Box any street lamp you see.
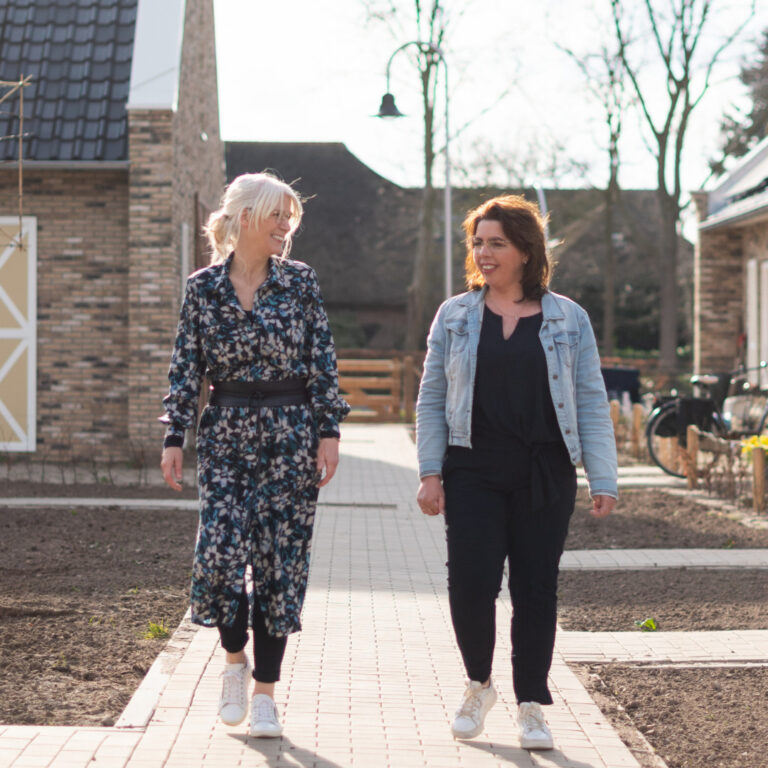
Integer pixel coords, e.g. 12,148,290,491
376,41,452,301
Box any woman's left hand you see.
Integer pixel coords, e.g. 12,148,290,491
316,437,340,487
591,494,617,518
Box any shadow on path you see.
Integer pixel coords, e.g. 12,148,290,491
461,739,597,767
228,733,346,768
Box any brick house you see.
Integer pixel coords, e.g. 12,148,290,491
694,135,768,383
0,0,224,457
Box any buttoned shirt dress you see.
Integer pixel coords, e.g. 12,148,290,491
161,254,350,637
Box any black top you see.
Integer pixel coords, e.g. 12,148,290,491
472,306,562,450
442,305,573,507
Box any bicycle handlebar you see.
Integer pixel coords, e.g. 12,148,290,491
728,360,767,377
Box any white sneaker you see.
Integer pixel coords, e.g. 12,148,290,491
451,679,498,739
249,693,283,738
518,701,553,749
218,659,252,726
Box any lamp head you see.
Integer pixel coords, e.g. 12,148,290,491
376,92,405,118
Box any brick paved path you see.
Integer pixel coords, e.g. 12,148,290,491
2,424,766,767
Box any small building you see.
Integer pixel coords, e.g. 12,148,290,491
0,0,224,457
693,136,768,382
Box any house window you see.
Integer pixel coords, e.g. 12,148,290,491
0,216,37,451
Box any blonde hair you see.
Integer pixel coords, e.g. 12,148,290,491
204,172,304,264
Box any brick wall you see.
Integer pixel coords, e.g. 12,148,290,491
127,0,224,450
174,0,225,218
0,169,129,458
693,192,745,373
127,109,178,449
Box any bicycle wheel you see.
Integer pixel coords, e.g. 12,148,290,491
646,402,687,478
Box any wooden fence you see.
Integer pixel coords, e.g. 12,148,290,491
337,357,420,422
684,425,766,514
609,400,646,459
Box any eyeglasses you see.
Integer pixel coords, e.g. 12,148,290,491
470,238,512,251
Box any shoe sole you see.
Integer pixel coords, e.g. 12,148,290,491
520,737,553,750
452,727,482,739
219,712,247,726
249,727,282,738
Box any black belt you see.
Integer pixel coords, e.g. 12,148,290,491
208,379,309,408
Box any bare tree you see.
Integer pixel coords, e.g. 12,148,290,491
610,0,754,371
453,134,591,190
365,0,450,351
558,41,630,356
710,26,768,177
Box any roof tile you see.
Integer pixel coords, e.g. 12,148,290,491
0,0,138,161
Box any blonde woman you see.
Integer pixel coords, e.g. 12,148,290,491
160,172,349,737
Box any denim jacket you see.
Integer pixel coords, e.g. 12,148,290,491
415,287,618,499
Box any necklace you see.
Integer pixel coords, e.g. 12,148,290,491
486,296,531,319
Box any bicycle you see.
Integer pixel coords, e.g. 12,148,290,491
645,361,768,477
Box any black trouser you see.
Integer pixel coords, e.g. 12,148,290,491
442,444,576,705
217,591,287,683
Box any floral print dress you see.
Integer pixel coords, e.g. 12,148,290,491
161,254,349,637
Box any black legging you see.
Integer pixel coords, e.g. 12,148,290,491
442,444,576,705
217,591,287,683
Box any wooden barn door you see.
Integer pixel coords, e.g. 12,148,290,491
0,216,36,451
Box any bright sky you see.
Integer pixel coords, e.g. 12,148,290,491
213,0,766,197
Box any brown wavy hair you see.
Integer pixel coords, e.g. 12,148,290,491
462,194,551,300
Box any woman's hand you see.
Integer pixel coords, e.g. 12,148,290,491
417,475,445,516
316,437,340,487
591,494,617,518
161,447,184,491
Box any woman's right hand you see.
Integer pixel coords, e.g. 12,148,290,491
417,475,445,516
161,447,184,491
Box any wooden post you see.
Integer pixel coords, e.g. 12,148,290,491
660,437,674,471
686,424,699,489
631,403,644,458
753,448,766,515
609,400,620,442
403,355,415,423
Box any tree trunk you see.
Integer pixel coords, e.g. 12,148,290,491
404,82,436,352
405,183,436,351
602,178,618,356
657,190,680,372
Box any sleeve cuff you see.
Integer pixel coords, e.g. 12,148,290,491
163,433,185,449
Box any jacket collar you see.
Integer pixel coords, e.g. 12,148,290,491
456,287,487,307
541,291,565,321
454,286,565,321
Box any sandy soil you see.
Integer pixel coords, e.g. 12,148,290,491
1,481,767,768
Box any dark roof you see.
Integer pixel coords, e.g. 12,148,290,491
225,143,688,350
226,142,420,307
0,0,138,162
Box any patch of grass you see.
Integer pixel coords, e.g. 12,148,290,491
143,619,170,640
634,617,658,631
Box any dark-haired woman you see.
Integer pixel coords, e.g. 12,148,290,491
415,194,617,749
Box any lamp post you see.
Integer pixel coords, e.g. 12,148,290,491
376,41,452,301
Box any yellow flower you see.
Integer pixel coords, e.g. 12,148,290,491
741,435,768,457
